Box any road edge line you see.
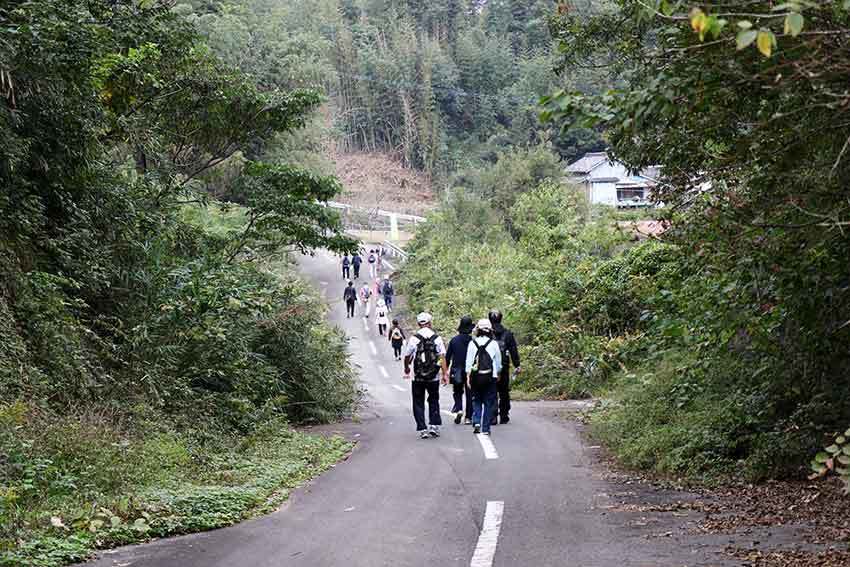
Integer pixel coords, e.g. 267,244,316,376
470,501,505,567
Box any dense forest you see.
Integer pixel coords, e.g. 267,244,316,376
177,0,605,180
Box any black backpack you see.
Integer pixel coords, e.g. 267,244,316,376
470,339,494,389
383,281,394,295
413,333,440,381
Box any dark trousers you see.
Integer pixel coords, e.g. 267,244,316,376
412,380,442,431
384,294,393,310
345,299,355,317
342,266,350,279
472,380,498,433
353,265,360,278
452,381,472,418
392,339,403,358
492,371,511,423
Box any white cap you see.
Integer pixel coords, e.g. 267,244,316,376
477,319,492,331
417,312,433,324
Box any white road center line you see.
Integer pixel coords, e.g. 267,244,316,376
378,365,389,378
363,318,369,331
470,501,505,567
392,384,406,392
369,340,377,356
477,433,499,460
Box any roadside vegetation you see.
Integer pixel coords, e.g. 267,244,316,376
404,0,850,488
1,2,358,564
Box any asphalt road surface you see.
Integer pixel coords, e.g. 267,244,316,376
82,251,732,567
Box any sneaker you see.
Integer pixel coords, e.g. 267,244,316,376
454,412,462,425
419,430,430,439
473,424,481,434
500,417,510,425
463,418,473,425
429,426,440,438
482,431,491,436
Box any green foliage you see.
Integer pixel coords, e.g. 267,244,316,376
1,0,359,559
537,0,850,482
0,405,352,567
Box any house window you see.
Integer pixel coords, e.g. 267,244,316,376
617,187,646,202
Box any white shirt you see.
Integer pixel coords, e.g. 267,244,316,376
404,327,447,358
465,335,502,377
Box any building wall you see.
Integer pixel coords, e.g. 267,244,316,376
591,181,618,205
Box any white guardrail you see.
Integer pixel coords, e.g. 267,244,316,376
326,201,427,224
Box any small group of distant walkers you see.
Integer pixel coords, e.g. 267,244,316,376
342,248,394,322
403,311,520,439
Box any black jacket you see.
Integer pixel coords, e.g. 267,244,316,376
446,333,473,376
492,324,520,376
343,286,357,302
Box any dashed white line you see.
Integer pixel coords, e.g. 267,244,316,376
477,433,499,460
392,384,406,392
363,318,369,331
369,341,377,356
470,501,505,567
378,365,389,378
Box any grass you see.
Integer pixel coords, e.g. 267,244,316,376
0,407,352,567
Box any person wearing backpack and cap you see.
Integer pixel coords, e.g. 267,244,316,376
489,310,521,425
404,312,448,439
341,255,351,280
466,318,502,436
388,318,406,361
445,315,475,425
375,299,389,336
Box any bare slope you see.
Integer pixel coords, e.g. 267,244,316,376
331,152,436,216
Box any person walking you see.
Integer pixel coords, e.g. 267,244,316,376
352,252,362,279
343,281,357,318
388,319,406,360
341,255,351,280
404,312,448,439
377,251,383,273
381,275,395,311
446,316,475,425
489,310,521,425
368,249,377,278
359,282,372,318
466,319,502,436
375,299,389,336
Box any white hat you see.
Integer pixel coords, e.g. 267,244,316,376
416,312,433,324
477,318,492,332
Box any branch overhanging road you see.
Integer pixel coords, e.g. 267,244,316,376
80,252,736,567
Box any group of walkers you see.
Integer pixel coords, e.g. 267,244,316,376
403,311,520,439
341,248,384,281
340,248,521,439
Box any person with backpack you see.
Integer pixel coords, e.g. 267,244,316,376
446,316,475,425
352,252,362,279
368,249,377,278
375,299,389,336
359,282,372,317
343,281,357,318
488,310,520,425
341,255,351,280
381,275,395,311
465,319,502,436
388,319,406,360
403,312,448,439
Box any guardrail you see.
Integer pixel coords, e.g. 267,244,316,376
326,201,427,224
382,240,408,262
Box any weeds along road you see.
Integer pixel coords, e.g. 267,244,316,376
81,252,734,567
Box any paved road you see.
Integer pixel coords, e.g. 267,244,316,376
83,251,731,567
